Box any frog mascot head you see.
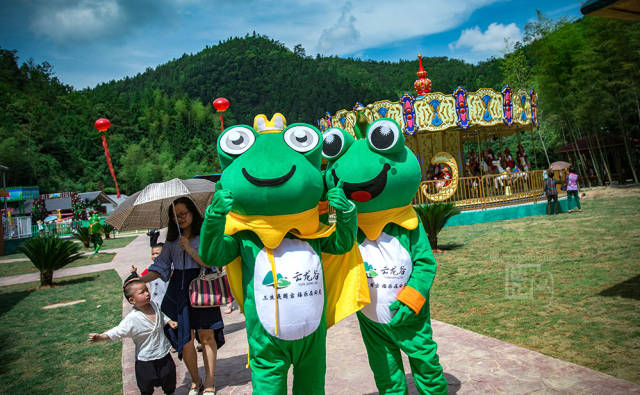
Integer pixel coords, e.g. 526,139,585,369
322,117,448,394
323,118,421,213
217,113,324,216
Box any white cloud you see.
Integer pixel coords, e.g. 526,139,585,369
317,1,360,53
193,0,503,57
311,0,501,55
30,0,123,42
27,0,176,44
449,22,522,54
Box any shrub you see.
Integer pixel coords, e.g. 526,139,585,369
102,223,115,239
74,226,91,248
414,202,461,251
18,235,83,286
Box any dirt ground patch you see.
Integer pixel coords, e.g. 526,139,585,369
581,185,640,200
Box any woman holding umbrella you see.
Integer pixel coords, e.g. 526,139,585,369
139,197,224,395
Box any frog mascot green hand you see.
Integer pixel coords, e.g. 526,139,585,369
199,113,368,395
323,118,448,394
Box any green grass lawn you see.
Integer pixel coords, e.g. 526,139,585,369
0,270,123,394
431,188,640,384
0,253,116,277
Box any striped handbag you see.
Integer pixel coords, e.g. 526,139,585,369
188,268,233,308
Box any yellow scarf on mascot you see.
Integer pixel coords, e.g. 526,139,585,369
222,205,370,328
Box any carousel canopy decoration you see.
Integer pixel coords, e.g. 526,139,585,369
318,57,537,141
414,54,432,97
318,85,537,139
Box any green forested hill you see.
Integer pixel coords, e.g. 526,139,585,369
0,34,503,194
1,16,639,195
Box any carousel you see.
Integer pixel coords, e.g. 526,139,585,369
318,55,545,210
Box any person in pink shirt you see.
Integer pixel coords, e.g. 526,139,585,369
565,167,582,213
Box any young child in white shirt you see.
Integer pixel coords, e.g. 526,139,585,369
89,271,178,394
141,243,169,308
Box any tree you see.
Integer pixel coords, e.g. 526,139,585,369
293,44,306,58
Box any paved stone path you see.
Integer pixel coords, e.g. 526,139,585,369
2,234,639,394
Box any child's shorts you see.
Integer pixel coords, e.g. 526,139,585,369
135,353,176,395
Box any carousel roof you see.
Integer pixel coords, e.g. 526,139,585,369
318,56,538,141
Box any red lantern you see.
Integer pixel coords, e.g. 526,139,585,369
94,118,120,198
212,97,230,130
213,97,230,112
94,118,111,132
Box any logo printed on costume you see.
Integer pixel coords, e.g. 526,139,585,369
262,271,291,288
359,232,412,324
364,261,378,278
254,238,324,340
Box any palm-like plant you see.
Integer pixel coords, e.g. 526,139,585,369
74,226,91,248
102,223,115,239
19,235,83,286
414,202,461,252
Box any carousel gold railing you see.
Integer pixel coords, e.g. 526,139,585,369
413,170,545,210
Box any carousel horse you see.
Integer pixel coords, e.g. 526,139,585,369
493,161,509,189
480,159,490,175
493,162,529,192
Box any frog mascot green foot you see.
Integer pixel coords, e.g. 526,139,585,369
199,114,368,395
323,118,448,394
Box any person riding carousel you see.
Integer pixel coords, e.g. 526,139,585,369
487,148,497,173
469,149,480,175
516,144,529,171
505,147,515,169
435,165,452,192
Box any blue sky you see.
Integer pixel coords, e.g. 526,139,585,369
0,1,582,89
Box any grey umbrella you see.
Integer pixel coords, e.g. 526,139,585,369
105,178,215,231
549,161,571,171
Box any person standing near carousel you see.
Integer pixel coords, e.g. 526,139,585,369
565,167,583,213
544,171,560,215
138,197,224,395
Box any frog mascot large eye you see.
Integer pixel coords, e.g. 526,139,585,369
199,113,369,394
324,118,448,394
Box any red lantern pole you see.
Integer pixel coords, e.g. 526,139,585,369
212,97,230,131
94,118,121,198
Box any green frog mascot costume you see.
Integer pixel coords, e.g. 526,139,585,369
323,118,448,394
89,212,103,254
199,113,369,394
